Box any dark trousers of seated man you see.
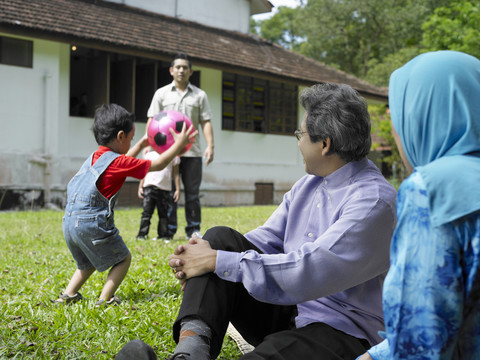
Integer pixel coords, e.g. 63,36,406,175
173,226,370,360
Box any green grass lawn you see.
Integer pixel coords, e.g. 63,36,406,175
0,206,276,359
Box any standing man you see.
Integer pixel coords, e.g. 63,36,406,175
147,53,214,240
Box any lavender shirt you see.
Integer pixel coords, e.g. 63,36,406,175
215,158,396,345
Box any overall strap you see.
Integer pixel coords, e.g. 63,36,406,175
89,150,122,183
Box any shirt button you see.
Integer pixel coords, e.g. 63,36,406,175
317,203,321,208
324,180,328,185
308,233,313,238
223,271,230,277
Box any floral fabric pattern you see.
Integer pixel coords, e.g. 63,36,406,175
369,171,480,359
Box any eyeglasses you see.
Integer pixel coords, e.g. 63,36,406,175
294,129,307,141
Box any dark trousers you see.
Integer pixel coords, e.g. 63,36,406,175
137,186,171,238
173,226,370,360
168,157,202,237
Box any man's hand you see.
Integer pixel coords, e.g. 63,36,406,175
200,120,214,166
203,146,214,166
168,237,217,289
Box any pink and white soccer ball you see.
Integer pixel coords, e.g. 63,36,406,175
147,110,194,154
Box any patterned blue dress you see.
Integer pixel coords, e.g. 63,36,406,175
368,171,480,359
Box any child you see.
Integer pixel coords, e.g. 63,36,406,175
136,149,180,242
56,103,196,306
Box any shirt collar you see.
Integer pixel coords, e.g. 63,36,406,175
169,81,192,93
323,157,368,187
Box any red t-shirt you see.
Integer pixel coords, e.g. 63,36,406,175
93,146,151,199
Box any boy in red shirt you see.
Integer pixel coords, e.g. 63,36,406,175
57,104,196,306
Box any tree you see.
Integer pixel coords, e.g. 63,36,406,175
253,0,452,83
255,6,304,51
365,47,422,87
295,0,436,77
422,1,480,59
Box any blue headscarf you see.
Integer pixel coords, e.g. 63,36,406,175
389,51,480,227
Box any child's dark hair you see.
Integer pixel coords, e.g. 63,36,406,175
171,52,192,68
92,104,135,146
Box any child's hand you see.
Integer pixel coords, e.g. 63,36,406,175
139,134,149,148
142,146,151,156
126,134,150,158
170,122,198,148
173,189,180,203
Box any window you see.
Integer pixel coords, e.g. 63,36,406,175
222,72,298,135
69,46,200,119
268,81,298,135
0,36,33,68
70,47,108,117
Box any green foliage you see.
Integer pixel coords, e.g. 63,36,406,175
369,105,407,185
422,1,480,58
365,47,422,86
293,0,436,77
253,0,471,85
0,206,276,359
258,6,304,50
250,17,260,36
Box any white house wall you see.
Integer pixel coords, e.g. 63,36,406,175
0,33,306,208
0,34,65,207
104,0,252,33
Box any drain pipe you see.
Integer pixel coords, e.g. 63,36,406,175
42,71,53,208
30,72,54,209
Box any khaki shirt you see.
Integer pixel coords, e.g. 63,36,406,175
147,82,212,157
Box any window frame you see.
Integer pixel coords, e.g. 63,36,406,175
0,36,33,68
222,72,298,136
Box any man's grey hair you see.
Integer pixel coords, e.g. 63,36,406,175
300,83,371,162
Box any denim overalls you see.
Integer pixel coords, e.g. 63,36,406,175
63,151,130,272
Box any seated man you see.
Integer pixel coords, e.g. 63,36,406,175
121,82,397,360
167,83,397,360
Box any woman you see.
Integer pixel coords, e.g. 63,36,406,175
360,51,480,359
